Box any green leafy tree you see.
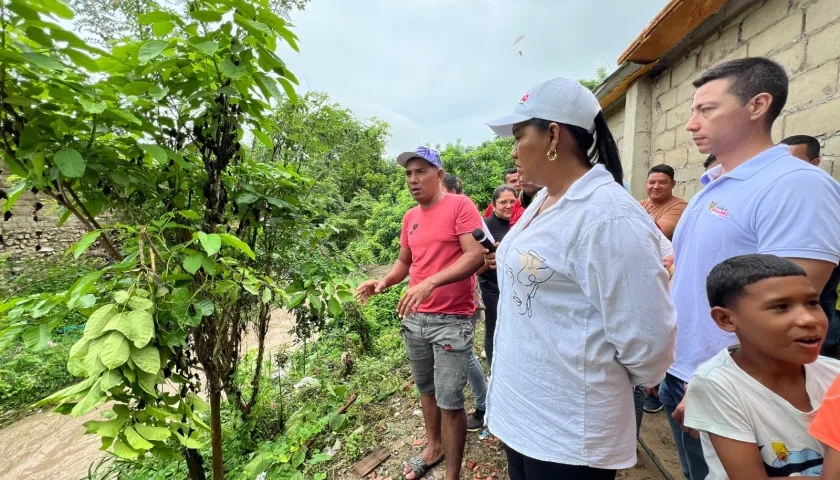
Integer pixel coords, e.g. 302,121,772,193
579,65,610,91
439,136,515,209
0,1,355,478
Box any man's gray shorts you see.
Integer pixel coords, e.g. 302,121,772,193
402,312,474,410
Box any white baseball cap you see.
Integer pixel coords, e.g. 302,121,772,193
487,78,601,137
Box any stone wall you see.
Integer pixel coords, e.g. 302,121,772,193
647,0,840,199
0,161,90,260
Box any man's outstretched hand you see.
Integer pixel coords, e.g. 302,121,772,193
355,279,386,304
397,280,434,318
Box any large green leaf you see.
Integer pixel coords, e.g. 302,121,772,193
254,72,284,103
42,0,74,19
22,323,51,351
54,148,86,178
327,297,341,317
124,426,154,450
193,41,218,56
123,81,153,95
83,417,125,438
112,438,140,459
67,338,89,375
130,344,160,374
196,232,221,256
71,379,104,416
219,233,255,260
153,21,176,37
190,10,222,22
183,254,202,274
127,297,154,311
137,371,157,395
36,376,97,406
22,52,64,70
138,40,168,64
134,424,171,442
79,98,107,114
124,310,154,348
64,49,100,72
99,331,130,369
220,58,246,79
288,292,306,308
0,325,23,352
277,76,298,104
102,312,129,335
74,230,101,258
84,304,117,339
253,130,274,150
99,369,123,392
140,144,167,164
138,10,174,24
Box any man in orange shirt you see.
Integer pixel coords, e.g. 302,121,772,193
639,164,688,240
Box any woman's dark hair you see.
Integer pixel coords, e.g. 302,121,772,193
442,173,462,194
492,184,517,205
530,111,623,184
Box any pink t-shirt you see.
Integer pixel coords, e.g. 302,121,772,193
400,194,482,316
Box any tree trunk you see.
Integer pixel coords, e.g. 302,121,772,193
242,305,270,419
210,388,225,480
184,448,207,480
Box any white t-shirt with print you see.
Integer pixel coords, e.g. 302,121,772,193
684,348,840,479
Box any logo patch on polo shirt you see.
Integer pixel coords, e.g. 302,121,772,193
707,201,729,219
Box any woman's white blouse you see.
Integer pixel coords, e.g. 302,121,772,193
486,164,677,469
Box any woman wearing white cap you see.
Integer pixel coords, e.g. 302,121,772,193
483,78,677,479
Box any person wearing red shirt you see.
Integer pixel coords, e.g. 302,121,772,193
356,146,484,480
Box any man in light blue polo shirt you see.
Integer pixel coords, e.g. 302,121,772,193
662,57,840,480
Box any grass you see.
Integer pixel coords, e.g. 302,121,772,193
0,257,100,427
0,332,82,427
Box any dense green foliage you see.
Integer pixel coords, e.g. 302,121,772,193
0,0,385,478
98,286,407,480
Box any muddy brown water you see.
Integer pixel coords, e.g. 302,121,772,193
0,310,299,480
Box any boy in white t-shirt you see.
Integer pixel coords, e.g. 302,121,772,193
684,254,840,479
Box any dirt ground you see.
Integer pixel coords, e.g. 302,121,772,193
0,310,300,480
332,386,682,480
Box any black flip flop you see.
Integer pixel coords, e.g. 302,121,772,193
400,455,443,480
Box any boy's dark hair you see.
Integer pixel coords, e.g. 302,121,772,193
693,57,788,126
781,135,820,161
442,173,462,194
503,168,518,179
648,164,676,180
703,154,717,169
706,254,806,309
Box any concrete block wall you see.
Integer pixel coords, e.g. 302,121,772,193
649,0,840,199
0,161,89,260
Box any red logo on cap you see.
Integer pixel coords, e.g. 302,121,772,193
519,92,530,103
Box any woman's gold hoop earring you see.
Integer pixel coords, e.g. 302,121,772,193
547,149,558,161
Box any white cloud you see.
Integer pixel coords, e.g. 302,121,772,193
277,0,669,155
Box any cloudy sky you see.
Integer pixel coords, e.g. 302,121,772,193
276,0,669,155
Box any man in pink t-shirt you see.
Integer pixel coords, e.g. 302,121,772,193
356,146,484,480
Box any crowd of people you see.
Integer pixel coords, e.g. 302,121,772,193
355,56,840,480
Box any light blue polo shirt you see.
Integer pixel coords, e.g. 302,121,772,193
669,145,840,382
